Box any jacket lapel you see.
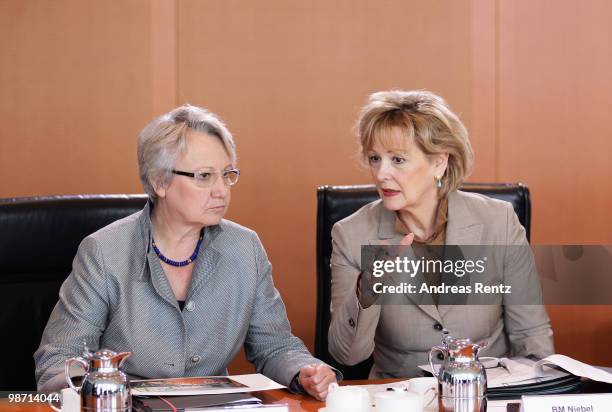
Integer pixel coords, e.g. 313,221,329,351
370,192,486,322
445,191,484,245
370,204,443,323
136,201,153,281
438,191,484,318
136,201,222,306
187,225,222,298
134,201,182,308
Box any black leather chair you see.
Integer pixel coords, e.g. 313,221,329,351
315,183,531,379
0,194,147,390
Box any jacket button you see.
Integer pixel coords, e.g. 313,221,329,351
433,323,443,331
191,355,201,363
437,353,445,361
185,301,195,312
348,318,356,328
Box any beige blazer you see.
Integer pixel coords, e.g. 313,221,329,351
328,190,554,378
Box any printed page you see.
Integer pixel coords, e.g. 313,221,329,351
536,354,612,384
132,373,285,396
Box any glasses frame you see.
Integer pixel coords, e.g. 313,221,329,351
171,168,241,187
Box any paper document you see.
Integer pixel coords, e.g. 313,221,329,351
487,357,569,387
420,357,569,388
420,353,612,388
132,393,262,411
536,354,612,384
132,373,285,396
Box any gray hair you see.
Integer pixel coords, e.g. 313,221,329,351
137,104,237,200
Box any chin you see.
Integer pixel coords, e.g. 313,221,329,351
381,198,404,211
208,217,224,226
199,214,224,227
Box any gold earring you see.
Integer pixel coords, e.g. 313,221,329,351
435,175,443,188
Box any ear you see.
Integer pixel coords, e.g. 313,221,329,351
152,178,167,199
433,153,449,176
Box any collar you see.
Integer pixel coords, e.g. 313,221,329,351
375,190,483,244
393,196,448,243
136,199,223,281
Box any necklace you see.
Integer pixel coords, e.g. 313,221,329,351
152,229,204,267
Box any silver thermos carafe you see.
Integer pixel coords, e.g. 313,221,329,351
429,335,487,412
65,347,132,412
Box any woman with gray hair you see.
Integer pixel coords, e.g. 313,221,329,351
35,104,337,399
328,90,554,378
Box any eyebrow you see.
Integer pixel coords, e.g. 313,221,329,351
367,149,408,155
193,164,234,171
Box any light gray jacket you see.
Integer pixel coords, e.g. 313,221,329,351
328,190,555,378
35,203,323,391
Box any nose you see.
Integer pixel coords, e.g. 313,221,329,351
373,159,393,183
210,176,229,198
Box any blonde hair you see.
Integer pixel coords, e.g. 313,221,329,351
137,104,236,200
356,90,473,197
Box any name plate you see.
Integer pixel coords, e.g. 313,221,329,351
521,393,612,412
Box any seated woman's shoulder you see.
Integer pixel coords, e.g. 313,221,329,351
84,209,144,248
217,219,258,243
454,190,514,218
333,199,384,233
215,220,268,260
86,213,258,248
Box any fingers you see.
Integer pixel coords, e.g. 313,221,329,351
300,364,337,401
303,364,329,387
300,364,317,378
400,232,415,246
308,372,336,401
310,365,335,389
379,233,414,247
298,363,317,390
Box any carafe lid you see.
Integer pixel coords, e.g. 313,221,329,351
442,335,486,360
86,348,131,370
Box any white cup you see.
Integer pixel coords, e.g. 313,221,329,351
47,387,80,412
407,377,438,407
374,388,423,412
323,382,371,412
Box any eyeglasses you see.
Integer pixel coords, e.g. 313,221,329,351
171,168,240,188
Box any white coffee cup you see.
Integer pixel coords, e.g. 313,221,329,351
323,382,370,412
374,388,423,412
407,377,438,407
47,387,80,412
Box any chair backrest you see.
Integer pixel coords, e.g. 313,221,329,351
315,183,531,379
0,194,147,390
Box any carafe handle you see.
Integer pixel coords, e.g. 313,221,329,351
428,345,447,378
474,340,488,358
113,351,131,368
64,357,89,393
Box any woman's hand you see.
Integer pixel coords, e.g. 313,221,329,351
298,363,337,401
399,233,415,246
358,233,415,307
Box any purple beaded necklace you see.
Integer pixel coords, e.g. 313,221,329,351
151,229,204,267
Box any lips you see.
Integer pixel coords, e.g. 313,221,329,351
381,188,400,197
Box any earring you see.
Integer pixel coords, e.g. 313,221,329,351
435,175,443,188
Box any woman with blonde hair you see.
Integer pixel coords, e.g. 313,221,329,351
328,90,554,378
